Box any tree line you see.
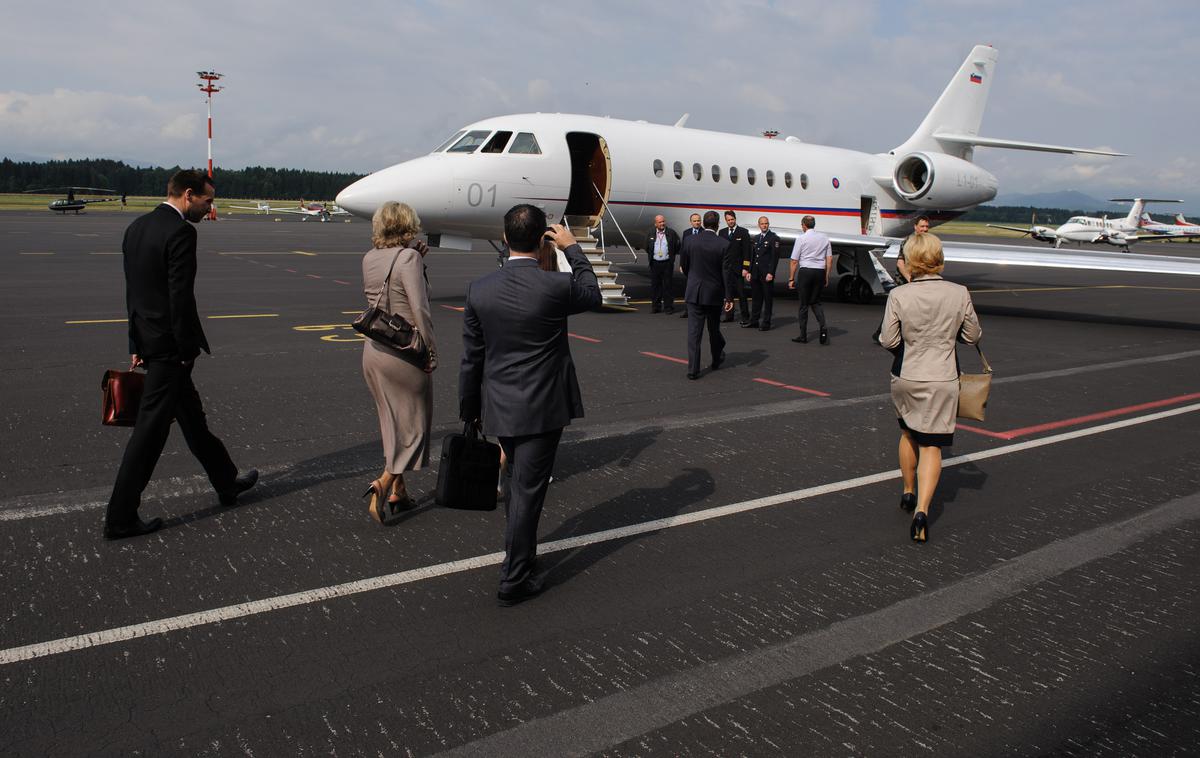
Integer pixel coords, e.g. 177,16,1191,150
0,158,365,200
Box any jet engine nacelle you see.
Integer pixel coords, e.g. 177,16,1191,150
892,152,998,209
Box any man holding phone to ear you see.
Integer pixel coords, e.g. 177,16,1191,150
459,205,601,606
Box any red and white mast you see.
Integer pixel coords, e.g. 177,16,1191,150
196,71,223,220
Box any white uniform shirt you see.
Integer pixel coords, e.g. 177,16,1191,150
790,229,831,269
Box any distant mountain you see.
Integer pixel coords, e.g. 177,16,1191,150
990,190,1124,212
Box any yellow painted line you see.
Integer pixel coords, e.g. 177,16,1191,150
206,313,279,320
292,250,317,256
65,318,125,324
20,252,55,256
341,310,361,314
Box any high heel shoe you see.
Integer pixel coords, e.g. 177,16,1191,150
363,480,386,524
900,493,917,512
387,481,415,516
910,512,928,543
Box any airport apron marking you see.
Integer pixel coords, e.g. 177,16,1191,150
3,401,1197,666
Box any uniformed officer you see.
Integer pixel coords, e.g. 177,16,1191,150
743,216,781,330
718,210,752,323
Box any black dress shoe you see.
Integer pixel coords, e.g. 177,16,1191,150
819,328,830,345
687,372,699,380
103,517,163,541
711,351,725,370
497,577,545,607
791,335,808,343
219,468,259,506
740,321,758,329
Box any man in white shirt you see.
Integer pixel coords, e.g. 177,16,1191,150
787,215,833,344
643,214,681,313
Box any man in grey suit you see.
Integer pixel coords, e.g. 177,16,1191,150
679,210,734,379
459,204,601,606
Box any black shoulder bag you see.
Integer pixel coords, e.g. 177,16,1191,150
352,249,427,358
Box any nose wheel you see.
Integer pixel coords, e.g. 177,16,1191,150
837,275,875,304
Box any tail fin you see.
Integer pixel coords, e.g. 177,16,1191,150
1177,213,1193,226
893,45,998,160
1121,199,1146,228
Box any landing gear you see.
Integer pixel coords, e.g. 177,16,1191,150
837,275,875,304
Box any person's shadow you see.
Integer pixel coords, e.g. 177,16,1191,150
926,459,988,525
546,427,661,482
721,348,769,369
539,466,716,586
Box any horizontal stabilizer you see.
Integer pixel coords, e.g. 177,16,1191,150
933,133,1127,156
1110,198,1182,203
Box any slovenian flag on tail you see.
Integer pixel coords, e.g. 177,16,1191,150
969,73,983,84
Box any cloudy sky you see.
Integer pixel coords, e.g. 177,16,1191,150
3,0,1198,206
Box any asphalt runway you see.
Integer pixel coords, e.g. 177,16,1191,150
2,210,1199,756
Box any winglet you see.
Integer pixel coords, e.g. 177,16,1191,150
674,113,689,128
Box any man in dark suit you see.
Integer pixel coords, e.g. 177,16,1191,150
459,204,601,606
105,170,257,540
743,215,782,331
678,213,703,317
679,210,734,379
643,214,681,313
718,210,752,323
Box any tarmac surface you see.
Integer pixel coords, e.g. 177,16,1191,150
2,210,1199,756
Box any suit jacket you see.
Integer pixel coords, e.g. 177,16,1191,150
879,274,981,381
122,204,209,360
459,244,601,437
680,230,733,306
748,230,782,276
643,226,681,266
718,225,753,276
362,245,438,367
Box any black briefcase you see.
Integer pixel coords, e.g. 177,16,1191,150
435,422,501,511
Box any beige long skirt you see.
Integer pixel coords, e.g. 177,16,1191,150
891,375,958,435
363,340,432,473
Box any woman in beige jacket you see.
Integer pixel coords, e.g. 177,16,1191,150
879,234,981,542
360,202,438,523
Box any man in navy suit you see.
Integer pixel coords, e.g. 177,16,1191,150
459,204,601,605
105,170,257,540
679,210,734,379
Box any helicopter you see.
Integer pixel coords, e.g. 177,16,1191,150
25,187,125,214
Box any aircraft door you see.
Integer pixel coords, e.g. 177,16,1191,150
564,132,611,227
860,195,881,236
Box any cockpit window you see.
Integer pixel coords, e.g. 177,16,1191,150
447,130,493,154
1067,216,1083,224
481,131,513,153
508,132,542,154
432,130,466,153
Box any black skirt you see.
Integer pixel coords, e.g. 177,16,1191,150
898,417,953,448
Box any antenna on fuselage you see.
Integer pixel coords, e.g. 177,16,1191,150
674,113,689,128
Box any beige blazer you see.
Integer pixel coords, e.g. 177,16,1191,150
362,246,438,367
879,274,981,381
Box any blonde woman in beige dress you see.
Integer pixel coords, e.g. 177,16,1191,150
360,202,438,523
878,233,981,543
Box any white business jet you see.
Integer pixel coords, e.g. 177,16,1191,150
990,198,1200,250
337,44,1200,306
229,199,350,221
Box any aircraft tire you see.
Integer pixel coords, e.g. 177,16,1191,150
836,276,855,302
852,277,874,304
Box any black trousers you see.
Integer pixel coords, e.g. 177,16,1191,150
106,360,238,527
795,267,827,336
723,270,749,320
686,303,726,375
497,428,563,593
649,259,675,310
749,271,774,326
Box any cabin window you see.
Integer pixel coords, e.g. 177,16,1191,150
447,130,492,154
784,172,793,189
653,159,664,178
747,168,756,186
673,161,683,179
433,130,466,153
729,167,739,185
766,170,775,187
711,165,721,182
481,131,513,153
693,163,703,181
800,173,808,189
508,132,542,154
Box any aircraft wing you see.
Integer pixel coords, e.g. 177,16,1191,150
770,226,890,250
984,224,1037,236
879,239,1200,277
1128,232,1200,243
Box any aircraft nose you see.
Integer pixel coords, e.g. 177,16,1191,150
336,157,450,225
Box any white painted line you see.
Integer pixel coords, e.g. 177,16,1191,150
1,402,1197,666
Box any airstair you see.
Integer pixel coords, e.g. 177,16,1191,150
565,214,630,308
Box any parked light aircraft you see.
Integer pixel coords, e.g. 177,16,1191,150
25,187,125,214
1139,210,1200,238
336,44,1200,305
229,199,350,221
989,199,1200,250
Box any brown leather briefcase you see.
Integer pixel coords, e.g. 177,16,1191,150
101,369,144,427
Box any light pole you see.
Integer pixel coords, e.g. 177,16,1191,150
196,71,223,220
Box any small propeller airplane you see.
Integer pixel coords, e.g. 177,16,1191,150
25,187,125,214
229,199,350,221
988,199,1200,251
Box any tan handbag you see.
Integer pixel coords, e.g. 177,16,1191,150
957,343,993,421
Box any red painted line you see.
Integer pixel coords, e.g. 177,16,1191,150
956,423,1014,440
333,279,351,285
568,333,602,343
753,377,831,397
285,268,297,273
440,304,465,313
1001,392,1200,439
641,351,688,365
306,274,322,280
